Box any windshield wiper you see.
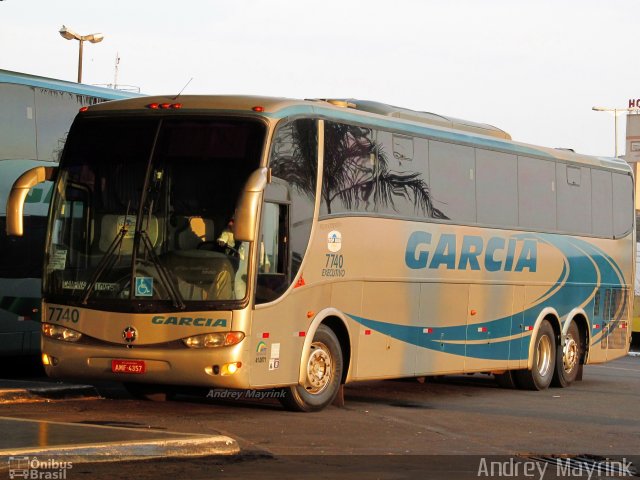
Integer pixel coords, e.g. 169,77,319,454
138,230,186,310
81,226,127,305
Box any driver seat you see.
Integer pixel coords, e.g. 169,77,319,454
175,216,215,250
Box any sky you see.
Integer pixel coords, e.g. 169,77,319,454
1,0,638,158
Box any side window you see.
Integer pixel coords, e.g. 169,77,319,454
429,140,475,222
612,173,633,238
518,156,556,230
320,122,376,215
373,131,436,218
34,88,88,161
320,123,443,220
265,119,318,300
0,84,37,160
591,169,613,237
556,164,592,235
255,202,289,304
476,149,518,227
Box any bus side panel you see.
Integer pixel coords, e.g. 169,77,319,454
354,282,418,379
329,281,362,383
415,283,467,376
249,284,331,388
465,284,515,373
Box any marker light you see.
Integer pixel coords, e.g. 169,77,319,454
147,103,183,110
79,106,89,112
42,354,58,366
252,106,265,112
182,332,245,348
221,362,242,376
42,323,82,342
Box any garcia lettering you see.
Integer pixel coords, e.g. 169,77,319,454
405,232,537,272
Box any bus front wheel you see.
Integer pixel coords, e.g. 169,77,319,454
279,325,343,412
514,319,556,390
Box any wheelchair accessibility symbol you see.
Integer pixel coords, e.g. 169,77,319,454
135,277,153,297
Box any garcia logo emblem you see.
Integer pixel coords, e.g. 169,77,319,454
328,230,342,252
122,326,137,343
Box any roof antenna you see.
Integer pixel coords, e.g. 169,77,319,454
173,78,193,101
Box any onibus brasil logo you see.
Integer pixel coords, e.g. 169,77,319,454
8,456,73,479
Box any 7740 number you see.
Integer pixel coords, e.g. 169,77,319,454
47,307,80,323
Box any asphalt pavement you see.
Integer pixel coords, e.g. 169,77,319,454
0,361,239,464
0,342,638,470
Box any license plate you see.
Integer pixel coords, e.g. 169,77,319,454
111,359,146,374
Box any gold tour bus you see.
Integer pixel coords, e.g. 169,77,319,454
6,96,634,411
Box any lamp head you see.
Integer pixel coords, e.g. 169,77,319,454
85,33,104,43
59,25,79,41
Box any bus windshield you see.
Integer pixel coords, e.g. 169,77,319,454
44,116,265,311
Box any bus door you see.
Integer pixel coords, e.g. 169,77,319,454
250,182,299,387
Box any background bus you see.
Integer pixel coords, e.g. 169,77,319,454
634,243,640,342
6,96,633,411
0,69,140,356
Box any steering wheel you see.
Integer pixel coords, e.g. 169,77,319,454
196,240,222,251
197,241,241,257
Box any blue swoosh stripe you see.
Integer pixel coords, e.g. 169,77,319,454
346,234,626,361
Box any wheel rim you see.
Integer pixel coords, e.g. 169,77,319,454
563,334,579,374
304,341,333,395
536,335,552,377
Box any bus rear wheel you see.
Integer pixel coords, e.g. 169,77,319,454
552,320,581,388
514,319,556,390
279,325,343,412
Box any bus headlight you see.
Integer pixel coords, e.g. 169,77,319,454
182,332,245,348
42,323,83,342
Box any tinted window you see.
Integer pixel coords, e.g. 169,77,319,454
0,84,37,160
429,140,475,222
34,89,91,162
476,149,517,226
518,156,556,230
557,164,592,235
374,131,436,218
612,173,633,238
320,123,444,219
0,216,47,278
269,119,318,285
591,169,613,237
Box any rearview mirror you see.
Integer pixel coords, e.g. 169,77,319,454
233,167,269,242
6,166,57,236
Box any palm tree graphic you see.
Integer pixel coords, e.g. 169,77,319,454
271,120,447,219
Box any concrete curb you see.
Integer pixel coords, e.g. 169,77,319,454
0,381,99,403
0,435,240,463
0,417,240,465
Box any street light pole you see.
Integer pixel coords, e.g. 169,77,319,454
592,106,640,158
59,25,104,83
77,38,84,83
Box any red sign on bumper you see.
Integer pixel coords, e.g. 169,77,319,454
111,359,146,374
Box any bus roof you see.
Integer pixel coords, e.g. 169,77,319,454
0,69,142,101
83,94,630,173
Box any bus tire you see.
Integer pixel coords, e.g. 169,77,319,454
123,383,175,401
279,325,343,412
552,320,581,388
514,319,556,390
